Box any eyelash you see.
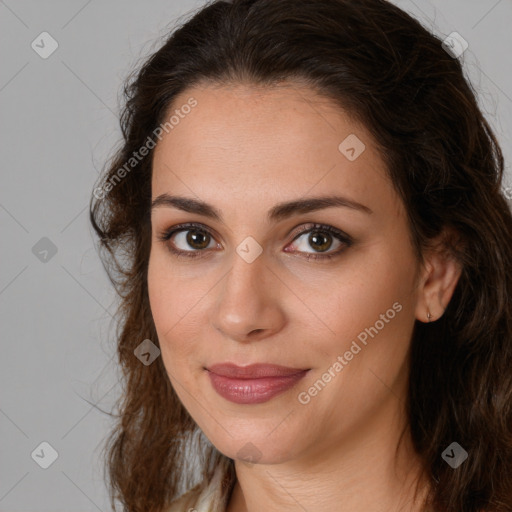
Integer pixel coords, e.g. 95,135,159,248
156,222,353,261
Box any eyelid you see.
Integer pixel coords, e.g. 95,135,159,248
156,221,220,244
288,223,352,244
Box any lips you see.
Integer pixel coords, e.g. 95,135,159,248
205,363,310,404
206,363,308,378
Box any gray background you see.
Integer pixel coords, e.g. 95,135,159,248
1,0,511,510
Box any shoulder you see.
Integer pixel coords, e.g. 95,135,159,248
166,483,203,512
166,457,235,512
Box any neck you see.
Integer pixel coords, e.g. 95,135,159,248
226,393,431,512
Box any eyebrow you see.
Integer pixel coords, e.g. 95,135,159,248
151,193,373,222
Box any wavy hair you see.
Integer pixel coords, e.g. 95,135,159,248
89,0,512,510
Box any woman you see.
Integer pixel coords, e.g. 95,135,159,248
90,0,512,510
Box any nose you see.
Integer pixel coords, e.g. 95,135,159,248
211,250,286,342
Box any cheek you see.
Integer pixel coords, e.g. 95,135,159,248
147,252,210,369
148,255,188,354
297,261,415,418
147,255,174,333
306,246,417,363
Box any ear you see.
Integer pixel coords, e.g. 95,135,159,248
414,228,463,323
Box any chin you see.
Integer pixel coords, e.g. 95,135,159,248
204,427,302,466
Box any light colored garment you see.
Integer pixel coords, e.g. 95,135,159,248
167,457,234,512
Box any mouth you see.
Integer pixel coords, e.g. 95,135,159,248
206,362,309,378
205,363,310,404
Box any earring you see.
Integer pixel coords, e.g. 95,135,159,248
427,310,432,322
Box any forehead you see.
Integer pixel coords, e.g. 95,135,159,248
154,82,365,163
151,82,399,220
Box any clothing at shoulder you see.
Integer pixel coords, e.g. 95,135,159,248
166,457,234,512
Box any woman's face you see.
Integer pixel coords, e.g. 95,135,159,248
148,82,424,467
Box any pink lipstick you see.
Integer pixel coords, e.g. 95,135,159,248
206,363,309,404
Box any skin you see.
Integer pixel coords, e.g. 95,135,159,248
147,82,461,512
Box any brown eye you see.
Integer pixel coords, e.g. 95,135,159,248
185,229,211,250
157,223,219,258
292,228,342,255
286,223,353,261
308,231,333,252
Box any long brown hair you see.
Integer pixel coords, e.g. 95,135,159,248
89,0,512,510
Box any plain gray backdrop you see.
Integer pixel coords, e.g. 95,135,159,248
1,0,511,510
